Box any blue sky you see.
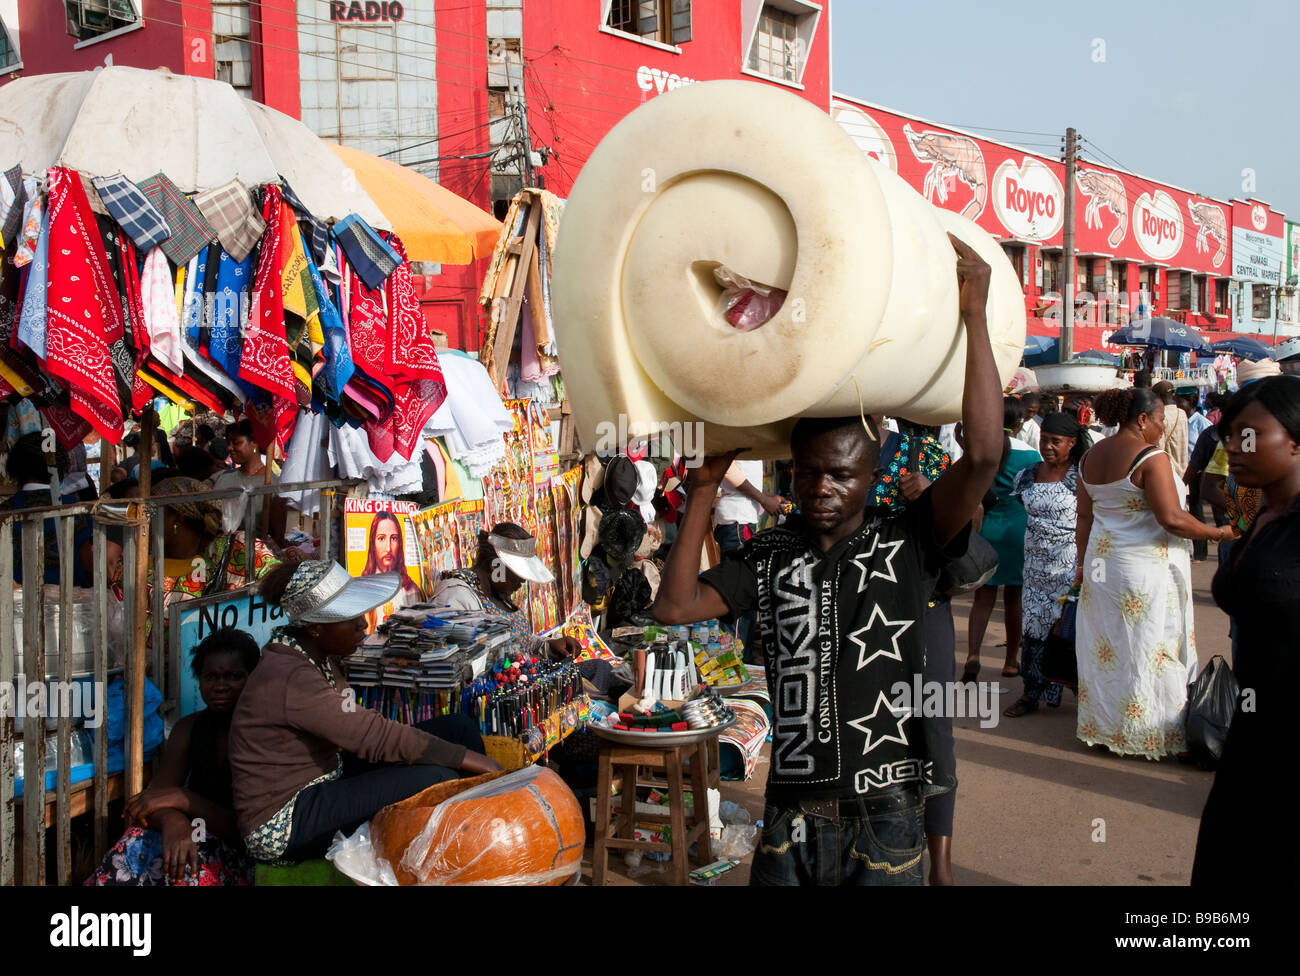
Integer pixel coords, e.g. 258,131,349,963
830,0,1300,216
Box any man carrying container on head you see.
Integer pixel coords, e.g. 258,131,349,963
652,236,1005,886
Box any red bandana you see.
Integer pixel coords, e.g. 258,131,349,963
239,184,297,446
42,167,126,441
361,237,448,462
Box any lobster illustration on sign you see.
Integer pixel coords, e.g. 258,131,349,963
1076,169,1128,249
1187,200,1228,269
903,124,987,219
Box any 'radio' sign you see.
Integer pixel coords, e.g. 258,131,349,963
329,1,404,21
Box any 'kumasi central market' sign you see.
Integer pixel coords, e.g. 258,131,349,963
329,1,404,21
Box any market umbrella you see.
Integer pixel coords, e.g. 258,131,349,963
1209,337,1276,361
0,66,388,226
1023,334,1058,364
325,143,502,264
1108,317,1213,355
1073,349,1119,365
1276,336,1300,362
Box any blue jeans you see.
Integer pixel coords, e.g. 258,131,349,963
714,523,756,657
749,793,926,886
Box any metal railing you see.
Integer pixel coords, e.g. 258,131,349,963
0,476,359,885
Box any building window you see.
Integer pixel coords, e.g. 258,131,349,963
0,15,19,70
1041,251,1062,295
605,1,691,45
1192,275,1206,314
748,5,801,82
1251,283,1272,319
1001,244,1025,285
212,2,252,98
338,25,397,81
1214,279,1228,315
64,0,139,42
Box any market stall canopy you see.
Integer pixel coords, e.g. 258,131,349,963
0,66,389,227
1209,337,1276,361
1108,317,1213,355
326,142,501,264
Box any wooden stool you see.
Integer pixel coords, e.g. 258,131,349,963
592,737,716,886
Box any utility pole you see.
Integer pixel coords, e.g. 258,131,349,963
1061,127,1077,362
506,57,535,188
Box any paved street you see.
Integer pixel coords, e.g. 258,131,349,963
586,559,1228,886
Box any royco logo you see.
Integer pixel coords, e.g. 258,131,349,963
1133,191,1184,261
1252,204,1268,231
992,157,1064,241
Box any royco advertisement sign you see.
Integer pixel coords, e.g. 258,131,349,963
1231,199,1285,284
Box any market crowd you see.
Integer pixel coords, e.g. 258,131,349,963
4,304,1294,889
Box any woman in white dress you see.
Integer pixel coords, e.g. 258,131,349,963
1074,388,1235,759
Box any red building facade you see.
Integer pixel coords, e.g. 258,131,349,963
4,1,1290,351
831,94,1258,351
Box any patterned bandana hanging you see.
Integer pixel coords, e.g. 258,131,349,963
239,184,297,447
42,167,127,441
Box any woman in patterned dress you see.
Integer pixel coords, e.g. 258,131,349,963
1003,414,1090,717
1074,389,1236,759
962,399,1042,682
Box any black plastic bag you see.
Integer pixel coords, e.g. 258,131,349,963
1185,655,1239,770
1042,597,1078,688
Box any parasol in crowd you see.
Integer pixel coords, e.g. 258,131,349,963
1022,334,1059,364
1209,337,1276,361
1108,317,1213,355
1275,336,1300,362
1073,348,1119,365
326,143,501,265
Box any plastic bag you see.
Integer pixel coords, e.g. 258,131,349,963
373,765,585,886
713,266,787,331
718,800,752,826
325,824,400,886
718,823,759,859
1185,655,1239,770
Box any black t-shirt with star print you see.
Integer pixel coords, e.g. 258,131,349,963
702,487,966,802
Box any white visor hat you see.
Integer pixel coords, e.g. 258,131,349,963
489,533,554,584
279,561,401,624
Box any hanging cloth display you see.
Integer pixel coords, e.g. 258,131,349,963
42,167,127,441
239,184,298,447
138,172,216,267
331,213,400,289
141,247,185,375
15,206,49,358
193,179,265,264
302,240,353,407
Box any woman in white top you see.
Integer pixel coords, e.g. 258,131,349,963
1074,388,1236,759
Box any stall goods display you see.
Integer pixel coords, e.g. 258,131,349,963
552,80,1026,458
371,765,585,886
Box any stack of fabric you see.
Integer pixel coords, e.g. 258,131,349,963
0,166,447,465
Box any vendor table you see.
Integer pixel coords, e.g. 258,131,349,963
592,737,720,886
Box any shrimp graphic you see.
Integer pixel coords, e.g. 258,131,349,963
1076,169,1128,249
1187,201,1228,269
903,124,987,219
